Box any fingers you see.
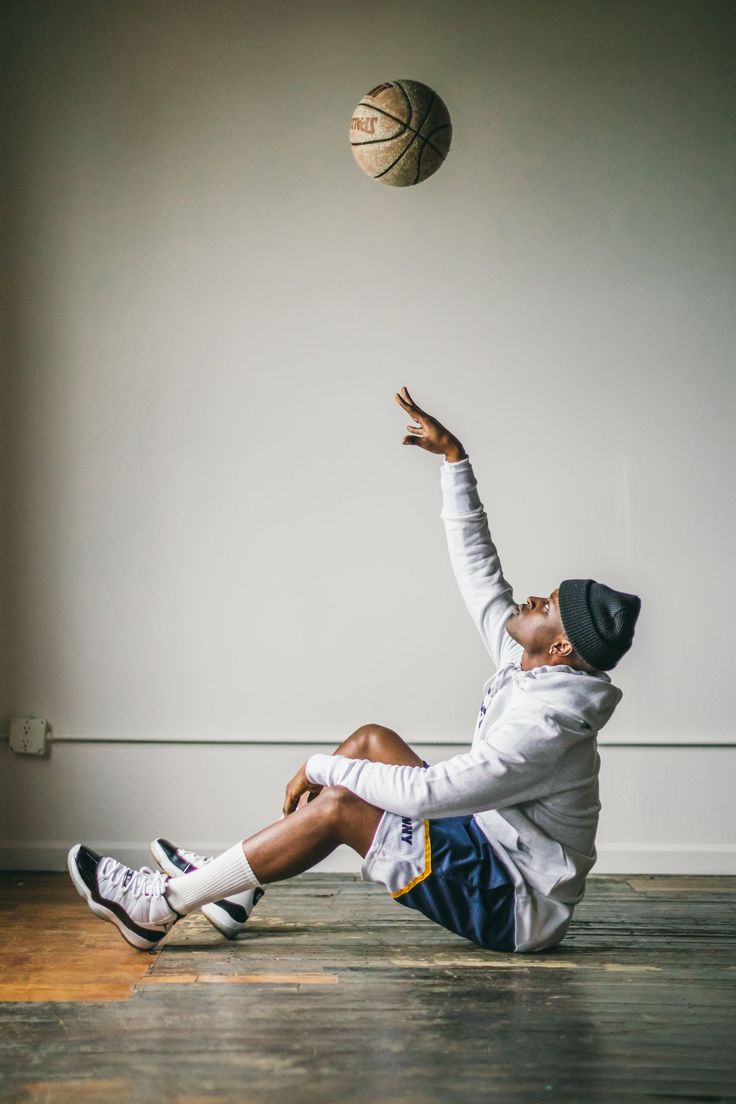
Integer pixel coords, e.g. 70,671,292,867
397,385,438,451
395,386,425,419
283,788,296,816
402,386,421,410
396,386,419,412
403,420,423,446
283,782,322,815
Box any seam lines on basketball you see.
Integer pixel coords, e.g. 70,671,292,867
371,123,416,179
375,92,436,180
354,100,446,161
414,123,452,184
414,137,426,186
351,130,408,148
355,80,412,146
424,123,451,143
394,81,414,131
352,103,408,146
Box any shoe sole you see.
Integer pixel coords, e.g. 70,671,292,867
149,840,245,941
67,845,168,952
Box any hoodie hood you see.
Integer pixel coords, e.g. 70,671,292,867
511,663,623,732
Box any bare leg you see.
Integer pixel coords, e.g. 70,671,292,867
240,723,424,884
331,722,425,768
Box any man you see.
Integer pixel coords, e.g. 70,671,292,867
68,387,641,954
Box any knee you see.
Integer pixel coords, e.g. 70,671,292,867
317,785,360,821
348,722,394,758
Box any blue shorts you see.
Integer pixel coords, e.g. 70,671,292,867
394,814,516,953
360,763,516,953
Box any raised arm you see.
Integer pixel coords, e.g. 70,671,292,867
395,386,516,666
439,456,516,666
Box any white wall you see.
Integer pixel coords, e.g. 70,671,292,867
1,740,735,874
2,0,734,872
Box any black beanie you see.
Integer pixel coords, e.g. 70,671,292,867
558,579,641,672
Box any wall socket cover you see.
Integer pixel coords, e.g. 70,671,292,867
9,716,48,755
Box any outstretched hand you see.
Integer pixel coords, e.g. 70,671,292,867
394,386,467,460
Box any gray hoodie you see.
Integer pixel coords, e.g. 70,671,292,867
307,456,623,951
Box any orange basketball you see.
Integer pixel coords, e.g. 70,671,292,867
349,79,452,187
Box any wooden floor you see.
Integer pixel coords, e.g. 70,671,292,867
0,873,734,1103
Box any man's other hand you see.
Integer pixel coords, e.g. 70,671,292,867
283,762,324,816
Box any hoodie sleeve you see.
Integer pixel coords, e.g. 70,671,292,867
440,456,517,667
305,712,562,819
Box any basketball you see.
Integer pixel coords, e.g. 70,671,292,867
349,79,452,187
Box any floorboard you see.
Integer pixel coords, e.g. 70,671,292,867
0,872,734,1103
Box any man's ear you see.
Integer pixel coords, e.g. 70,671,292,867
549,637,574,658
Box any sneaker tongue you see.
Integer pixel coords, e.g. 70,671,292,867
122,869,134,889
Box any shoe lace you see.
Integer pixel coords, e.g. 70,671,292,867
100,858,169,898
179,847,210,867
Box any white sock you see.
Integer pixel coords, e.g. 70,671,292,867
165,842,261,916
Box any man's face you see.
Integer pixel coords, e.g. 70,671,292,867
505,587,571,661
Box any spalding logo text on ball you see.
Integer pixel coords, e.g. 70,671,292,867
350,79,452,187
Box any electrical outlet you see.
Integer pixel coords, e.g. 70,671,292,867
9,716,48,755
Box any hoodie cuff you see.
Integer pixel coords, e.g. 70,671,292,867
306,753,335,786
441,455,471,471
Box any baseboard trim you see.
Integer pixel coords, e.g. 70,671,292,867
2,842,735,875
594,843,736,875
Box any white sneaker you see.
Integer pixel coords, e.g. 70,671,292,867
67,844,179,951
150,838,264,940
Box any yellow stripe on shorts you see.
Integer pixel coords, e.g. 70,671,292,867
391,820,432,899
